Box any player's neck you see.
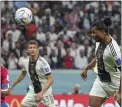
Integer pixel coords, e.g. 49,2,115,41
102,34,112,44
31,54,39,62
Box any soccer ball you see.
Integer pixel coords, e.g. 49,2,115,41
15,7,33,25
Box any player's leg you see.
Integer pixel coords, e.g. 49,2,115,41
101,81,120,107
41,94,56,107
21,91,39,107
89,78,108,107
89,96,105,107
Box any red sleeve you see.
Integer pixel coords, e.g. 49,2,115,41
1,66,9,89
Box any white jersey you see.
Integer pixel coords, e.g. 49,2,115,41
22,56,52,94
95,37,121,82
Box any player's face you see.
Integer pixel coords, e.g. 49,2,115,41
91,27,104,42
28,44,39,56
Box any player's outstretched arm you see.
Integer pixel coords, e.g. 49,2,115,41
81,57,96,80
1,88,10,96
84,57,97,71
11,71,27,89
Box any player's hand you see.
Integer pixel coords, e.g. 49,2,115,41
35,91,44,102
114,90,121,104
80,69,88,81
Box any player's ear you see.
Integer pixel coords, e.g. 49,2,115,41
101,30,105,34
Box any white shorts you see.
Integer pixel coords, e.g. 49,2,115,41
21,91,55,107
89,77,120,98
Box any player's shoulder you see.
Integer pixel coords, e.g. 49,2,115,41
22,57,29,62
38,56,48,66
108,37,120,49
108,37,120,56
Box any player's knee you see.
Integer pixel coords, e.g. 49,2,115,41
89,98,102,107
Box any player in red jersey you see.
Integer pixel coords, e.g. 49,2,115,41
1,66,10,107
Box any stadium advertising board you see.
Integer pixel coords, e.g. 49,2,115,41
6,94,115,107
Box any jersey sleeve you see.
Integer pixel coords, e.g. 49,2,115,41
109,42,121,68
1,67,10,89
41,58,52,75
21,59,27,72
114,52,121,68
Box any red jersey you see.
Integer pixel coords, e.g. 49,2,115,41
63,56,73,69
1,66,9,103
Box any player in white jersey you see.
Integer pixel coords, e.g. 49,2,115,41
81,17,121,107
11,40,55,107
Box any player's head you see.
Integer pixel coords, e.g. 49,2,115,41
91,16,112,42
27,40,39,57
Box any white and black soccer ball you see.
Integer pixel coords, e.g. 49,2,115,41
15,7,33,25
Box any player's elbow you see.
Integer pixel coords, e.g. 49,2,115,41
6,89,10,95
1,88,10,96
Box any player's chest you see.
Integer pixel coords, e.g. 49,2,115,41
25,61,43,73
96,44,112,61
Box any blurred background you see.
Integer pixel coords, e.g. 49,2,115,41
1,1,121,95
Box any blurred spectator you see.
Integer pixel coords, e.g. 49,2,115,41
11,23,21,43
36,28,46,43
1,17,10,35
72,84,81,94
57,40,66,68
40,43,51,64
18,34,27,50
7,53,19,70
50,49,58,69
29,2,40,15
63,48,73,69
54,18,63,34
58,26,74,41
77,39,92,58
14,1,29,9
69,7,80,31
70,42,77,59
48,25,58,41
74,49,88,69
1,48,9,67
26,23,38,38
18,49,29,69
2,30,15,52
68,84,81,94
41,8,55,28
60,12,71,27
12,41,21,59
1,1,121,70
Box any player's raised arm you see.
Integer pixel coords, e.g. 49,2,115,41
11,70,27,89
80,57,96,80
84,57,97,71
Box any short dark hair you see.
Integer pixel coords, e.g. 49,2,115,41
27,40,39,48
91,16,112,33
